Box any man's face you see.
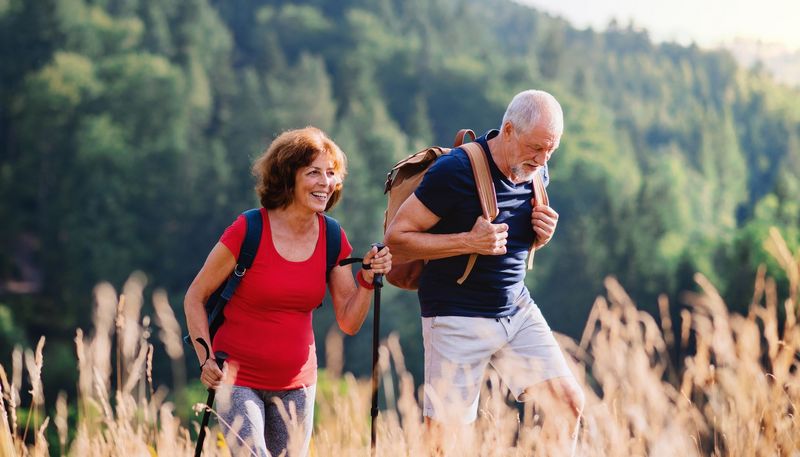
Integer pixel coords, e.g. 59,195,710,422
506,122,561,183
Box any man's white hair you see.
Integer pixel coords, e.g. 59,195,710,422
501,90,563,135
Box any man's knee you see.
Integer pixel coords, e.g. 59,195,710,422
526,377,585,417
561,378,585,416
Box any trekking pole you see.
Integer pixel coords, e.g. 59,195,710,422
369,243,385,455
336,243,386,454
194,338,228,457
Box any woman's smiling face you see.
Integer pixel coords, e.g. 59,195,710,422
292,152,339,213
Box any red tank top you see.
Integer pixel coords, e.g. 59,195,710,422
213,209,352,390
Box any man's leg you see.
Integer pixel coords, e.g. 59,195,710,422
492,301,584,456
421,315,505,453
522,377,584,455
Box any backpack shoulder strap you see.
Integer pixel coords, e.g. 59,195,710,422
324,214,342,281
461,142,498,221
205,208,263,341
457,142,498,285
219,208,262,301
239,208,263,269
526,168,550,270
532,167,549,207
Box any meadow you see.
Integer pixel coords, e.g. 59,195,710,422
1,228,798,456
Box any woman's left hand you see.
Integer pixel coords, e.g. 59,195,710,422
361,245,392,282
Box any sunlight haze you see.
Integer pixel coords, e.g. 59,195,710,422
516,0,800,51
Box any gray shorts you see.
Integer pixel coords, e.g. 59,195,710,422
422,299,573,423
216,384,315,457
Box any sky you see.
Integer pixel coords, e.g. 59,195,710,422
515,0,800,51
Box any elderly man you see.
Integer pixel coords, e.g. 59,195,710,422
385,90,584,454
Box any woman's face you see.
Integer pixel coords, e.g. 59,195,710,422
292,152,338,214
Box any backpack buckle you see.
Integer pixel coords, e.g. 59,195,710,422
233,265,246,277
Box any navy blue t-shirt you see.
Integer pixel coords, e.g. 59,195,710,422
414,130,549,318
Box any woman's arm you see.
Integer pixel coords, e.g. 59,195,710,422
327,245,392,335
184,242,236,387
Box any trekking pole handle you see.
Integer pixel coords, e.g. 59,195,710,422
214,351,228,370
193,342,228,457
370,243,385,288
196,337,228,371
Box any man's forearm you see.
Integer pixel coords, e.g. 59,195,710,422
386,230,473,262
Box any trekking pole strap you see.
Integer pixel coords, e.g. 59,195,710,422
339,257,369,270
338,243,387,273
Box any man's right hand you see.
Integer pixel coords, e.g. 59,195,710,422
466,216,508,255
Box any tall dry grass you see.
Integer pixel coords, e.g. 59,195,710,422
0,228,798,456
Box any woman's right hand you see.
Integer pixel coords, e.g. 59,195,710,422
200,359,225,389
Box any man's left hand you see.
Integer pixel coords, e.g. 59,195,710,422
531,201,558,249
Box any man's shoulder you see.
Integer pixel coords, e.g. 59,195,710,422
415,147,476,210
427,147,470,176
442,146,470,165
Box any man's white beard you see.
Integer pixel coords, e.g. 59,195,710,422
510,165,536,183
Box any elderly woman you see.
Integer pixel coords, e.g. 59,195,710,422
184,127,391,457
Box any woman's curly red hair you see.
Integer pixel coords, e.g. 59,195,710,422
252,127,347,211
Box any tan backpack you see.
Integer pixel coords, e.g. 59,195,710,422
382,130,548,290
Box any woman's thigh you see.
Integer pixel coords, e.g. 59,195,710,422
263,384,316,457
217,385,269,457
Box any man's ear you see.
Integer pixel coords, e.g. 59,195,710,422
501,121,514,137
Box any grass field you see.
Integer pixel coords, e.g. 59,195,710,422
1,229,798,456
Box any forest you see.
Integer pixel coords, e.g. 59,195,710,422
2,0,799,405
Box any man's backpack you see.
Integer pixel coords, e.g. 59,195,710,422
382,130,549,290
186,208,342,343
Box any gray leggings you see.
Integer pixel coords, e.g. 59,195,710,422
217,384,315,457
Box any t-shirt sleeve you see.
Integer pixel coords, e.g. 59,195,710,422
219,214,247,257
414,153,472,218
337,227,353,262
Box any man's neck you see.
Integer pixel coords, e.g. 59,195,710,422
487,134,516,183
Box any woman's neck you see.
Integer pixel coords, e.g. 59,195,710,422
269,204,318,233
